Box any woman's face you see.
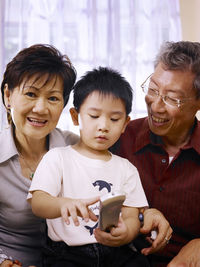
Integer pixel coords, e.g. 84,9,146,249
4,74,64,141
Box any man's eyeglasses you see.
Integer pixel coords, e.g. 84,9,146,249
141,74,193,108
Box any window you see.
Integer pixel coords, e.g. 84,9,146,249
0,0,181,133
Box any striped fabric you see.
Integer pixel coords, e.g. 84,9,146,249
117,117,200,266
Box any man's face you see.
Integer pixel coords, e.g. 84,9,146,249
145,63,200,142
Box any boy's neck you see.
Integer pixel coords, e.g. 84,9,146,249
72,143,111,161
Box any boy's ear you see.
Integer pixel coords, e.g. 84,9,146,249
122,116,130,133
4,84,11,108
69,107,79,126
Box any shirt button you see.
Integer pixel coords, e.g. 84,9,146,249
161,159,166,163
159,186,164,192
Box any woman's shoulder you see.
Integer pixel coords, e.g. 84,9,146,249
49,128,79,149
0,126,14,148
0,126,17,163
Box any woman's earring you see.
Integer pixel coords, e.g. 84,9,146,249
7,104,11,108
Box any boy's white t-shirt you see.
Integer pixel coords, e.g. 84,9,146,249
28,146,148,246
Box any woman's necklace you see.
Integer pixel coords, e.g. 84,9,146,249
19,153,44,180
19,154,36,180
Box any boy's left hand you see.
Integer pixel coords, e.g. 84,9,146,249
94,216,129,247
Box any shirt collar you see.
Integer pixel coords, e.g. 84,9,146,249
133,118,153,153
0,126,67,164
133,117,200,155
185,119,200,154
0,126,18,163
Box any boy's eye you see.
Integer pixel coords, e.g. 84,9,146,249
25,92,36,98
111,118,119,122
89,114,99,119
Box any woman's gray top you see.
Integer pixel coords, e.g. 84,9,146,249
0,126,79,267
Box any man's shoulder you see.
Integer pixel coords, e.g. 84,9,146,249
127,117,147,129
123,117,148,136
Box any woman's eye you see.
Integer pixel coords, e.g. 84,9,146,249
49,96,59,102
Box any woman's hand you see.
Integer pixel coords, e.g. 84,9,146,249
0,260,36,267
140,208,173,255
0,260,22,267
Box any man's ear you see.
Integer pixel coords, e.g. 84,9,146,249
122,116,130,133
69,107,79,126
4,84,11,108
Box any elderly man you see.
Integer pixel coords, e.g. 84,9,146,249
116,41,200,267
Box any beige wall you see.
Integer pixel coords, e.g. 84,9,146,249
179,0,200,42
179,0,200,119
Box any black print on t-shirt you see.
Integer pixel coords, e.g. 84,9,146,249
92,180,113,192
84,180,113,235
85,221,99,235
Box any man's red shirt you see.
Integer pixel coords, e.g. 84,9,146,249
118,117,200,266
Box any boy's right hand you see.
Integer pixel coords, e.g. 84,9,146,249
60,196,100,226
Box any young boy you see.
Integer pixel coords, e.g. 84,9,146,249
28,67,149,266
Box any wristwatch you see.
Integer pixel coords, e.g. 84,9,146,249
138,206,149,227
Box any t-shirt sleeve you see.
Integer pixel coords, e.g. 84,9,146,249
122,159,148,208
27,148,63,200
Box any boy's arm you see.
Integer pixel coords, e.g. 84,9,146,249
30,190,99,225
121,206,140,243
94,206,140,246
31,190,65,218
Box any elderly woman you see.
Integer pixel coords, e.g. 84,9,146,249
0,44,78,267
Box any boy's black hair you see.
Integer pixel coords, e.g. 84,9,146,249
73,67,133,115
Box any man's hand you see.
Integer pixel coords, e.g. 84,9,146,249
167,239,200,267
140,208,173,255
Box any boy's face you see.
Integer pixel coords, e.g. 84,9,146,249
70,91,130,153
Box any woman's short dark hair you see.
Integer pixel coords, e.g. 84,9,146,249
73,66,133,115
1,44,76,107
154,41,200,98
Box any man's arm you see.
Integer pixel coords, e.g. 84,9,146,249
140,208,173,255
167,239,200,267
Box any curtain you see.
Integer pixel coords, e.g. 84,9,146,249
0,0,181,132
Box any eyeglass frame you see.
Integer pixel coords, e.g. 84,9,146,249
141,74,195,108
